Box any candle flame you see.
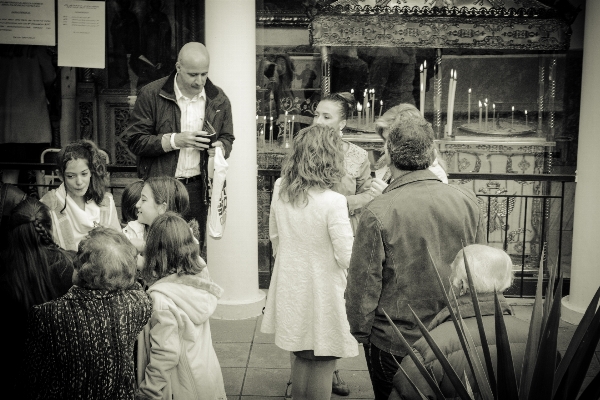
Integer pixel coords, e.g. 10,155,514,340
525,110,528,115
420,64,423,72
479,100,482,107
453,70,457,80
270,116,273,121
285,110,288,116
468,88,471,94
292,116,295,120
493,103,495,109
357,103,363,112
512,106,514,111
424,60,427,69
367,102,371,108
380,100,383,105
485,98,488,103
351,88,354,94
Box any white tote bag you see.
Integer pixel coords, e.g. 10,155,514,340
208,147,228,239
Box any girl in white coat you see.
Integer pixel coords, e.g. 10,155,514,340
261,125,358,400
136,212,225,400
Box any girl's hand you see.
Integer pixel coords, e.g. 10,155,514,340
369,178,388,197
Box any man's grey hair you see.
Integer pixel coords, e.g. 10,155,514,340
450,244,514,294
386,113,435,171
75,227,137,290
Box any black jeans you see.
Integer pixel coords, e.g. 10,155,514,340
363,343,403,400
183,179,208,251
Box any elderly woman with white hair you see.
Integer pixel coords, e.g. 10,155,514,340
388,244,531,400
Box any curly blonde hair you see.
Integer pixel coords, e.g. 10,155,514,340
279,124,345,207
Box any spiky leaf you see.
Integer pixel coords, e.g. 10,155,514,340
494,292,519,400
408,304,473,400
381,308,446,400
552,285,600,397
426,246,493,400
397,365,429,400
519,257,546,400
553,286,600,399
526,275,563,400
577,371,600,400
462,243,497,396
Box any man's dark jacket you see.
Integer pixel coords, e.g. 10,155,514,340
125,71,234,202
345,169,486,356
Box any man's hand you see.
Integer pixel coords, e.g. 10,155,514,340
207,140,224,157
369,178,388,197
174,131,211,150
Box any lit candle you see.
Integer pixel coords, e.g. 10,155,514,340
269,116,274,148
350,89,355,120
446,69,453,134
468,88,471,125
479,100,483,131
366,102,371,125
256,115,260,148
357,102,362,127
284,111,288,145
485,98,488,131
363,89,368,124
492,103,495,129
420,64,424,117
379,100,383,118
371,89,376,124
291,115,295,143
448,70,457,136
525,110,528,127
511,106,514,129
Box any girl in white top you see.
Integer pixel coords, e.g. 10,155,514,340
261,124,358,400
40,140,121,251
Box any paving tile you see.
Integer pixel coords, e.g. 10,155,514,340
336,345,369,371
331,369,374,399
211,318,257,343
248,342,292,369
222,367,245,398
254,314,276,344
557,326,578,352
215,342,252,368
242,368,291,397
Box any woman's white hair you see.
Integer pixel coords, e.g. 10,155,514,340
450,244,514,295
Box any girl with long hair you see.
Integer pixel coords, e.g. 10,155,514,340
40,139,121,250
137,212,226,399
261,125,358,400
0,197,74,395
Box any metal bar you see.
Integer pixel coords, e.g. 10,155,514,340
487,197,491,244
558,181,565,279
521,197,529,298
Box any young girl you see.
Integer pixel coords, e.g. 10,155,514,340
121,179,145,237
262,125,358,400
0,197,75,396
40,139,121,251
122,176,192,252
137,212,226,400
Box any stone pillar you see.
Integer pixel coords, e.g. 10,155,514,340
205,0,266,319
561,1,600,325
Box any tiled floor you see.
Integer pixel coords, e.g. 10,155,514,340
211,300,596,400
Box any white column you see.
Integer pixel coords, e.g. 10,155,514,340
205,0,266,319
561,1,600,325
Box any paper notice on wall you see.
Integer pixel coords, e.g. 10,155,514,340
0,0,55,45
57,0,104,68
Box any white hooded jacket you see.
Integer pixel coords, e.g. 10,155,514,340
137,271,226,400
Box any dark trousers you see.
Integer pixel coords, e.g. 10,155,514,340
183,179,208,251
363,343,403,400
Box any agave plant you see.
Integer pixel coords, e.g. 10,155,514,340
382,245,600,400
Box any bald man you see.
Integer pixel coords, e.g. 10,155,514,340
126,42,234,249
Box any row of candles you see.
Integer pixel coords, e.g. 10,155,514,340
434,67,531,135
256,112,295,149
351,88,384,126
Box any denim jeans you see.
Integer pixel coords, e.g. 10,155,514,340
363,343,403,400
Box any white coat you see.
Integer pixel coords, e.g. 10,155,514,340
137,272,226,400
261,179,359,359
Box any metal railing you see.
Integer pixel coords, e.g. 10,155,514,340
1,162,575,297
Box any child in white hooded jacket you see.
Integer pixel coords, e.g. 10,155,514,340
136,212,226,400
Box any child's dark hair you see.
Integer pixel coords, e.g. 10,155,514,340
121,180,144,224
321,92,355,121
57,139,108,210
3,197,74,311
143,176,190,218
142,212,204,282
